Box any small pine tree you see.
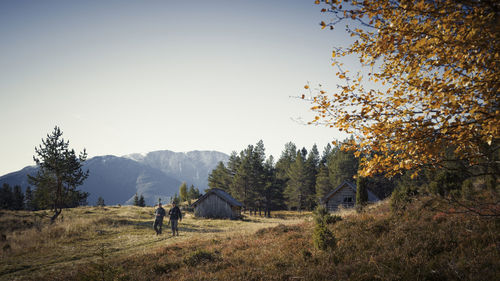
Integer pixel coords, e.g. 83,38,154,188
312,206,336,251
96,196,105,207
0,183,13,210
188,185,200,200
133,193,139,206
12,185,24,210
25,186,34,210
171,193,180,205
138,194,146,207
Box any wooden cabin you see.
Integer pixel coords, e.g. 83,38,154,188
321,181,380,212
191,188,243,219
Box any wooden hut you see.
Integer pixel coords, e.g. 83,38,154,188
191,188,243,219
321,181,380,212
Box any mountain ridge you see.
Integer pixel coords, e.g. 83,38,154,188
0,150,229,206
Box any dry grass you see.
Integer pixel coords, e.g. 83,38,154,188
0,206,304,281
1,199,498,281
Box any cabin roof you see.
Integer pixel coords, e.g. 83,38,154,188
321,180,380,204
191,188,243,207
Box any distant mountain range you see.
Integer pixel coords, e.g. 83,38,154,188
0,150,229,206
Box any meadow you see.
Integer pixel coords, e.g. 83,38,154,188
1,199,498,281
0,205,310,281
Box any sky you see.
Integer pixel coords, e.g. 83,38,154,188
0,0,350,176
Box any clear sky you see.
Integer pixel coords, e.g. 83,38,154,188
0,0,349,175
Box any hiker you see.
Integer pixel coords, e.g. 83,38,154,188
153,203,166,235
168,202,182,236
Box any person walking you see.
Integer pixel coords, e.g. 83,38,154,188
168,202,182,236
153,203,166,235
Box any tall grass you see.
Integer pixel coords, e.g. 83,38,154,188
1,200,498,280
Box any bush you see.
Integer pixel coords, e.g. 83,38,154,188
313,223,336,251
183,249,218,266
313,205,341,225
390,185,419,214
313,206,337,251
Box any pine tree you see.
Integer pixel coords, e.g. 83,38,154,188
232,147,255,211
208,162,232,192
276,142,297,183
96,196,105,207
226,151,241,177
320,143,332,166
275,142,297,209
0,183,13,210
328,141,358,188
28,126,89,222
304,145,320,209
172,193,180,205
284,151,311,211
12,185,24,210
133,193,139,206
316,164,331,203
138,194,146,207
188,185,200,201
24,186,34,210
262,155,284,217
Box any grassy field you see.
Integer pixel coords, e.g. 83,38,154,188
1,200,498,281
0,205,311,281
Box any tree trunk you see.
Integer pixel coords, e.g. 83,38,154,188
50,208,62,224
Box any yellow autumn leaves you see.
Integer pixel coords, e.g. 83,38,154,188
308,0,499,177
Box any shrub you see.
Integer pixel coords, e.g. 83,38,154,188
390,185,419,214
313,223,336,251
183,249,218,266
313,206,337,251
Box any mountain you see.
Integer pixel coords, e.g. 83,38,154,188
0,150,229,206
124,150,229,190
80,155,182,206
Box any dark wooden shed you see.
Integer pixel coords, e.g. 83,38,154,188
321,181,380,212
191,188,243,219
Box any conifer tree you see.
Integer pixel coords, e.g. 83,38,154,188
232,146,255,211
226,151,241,177
28,126,89,222
284,151,311,211
12,185,24,210
275,142,297,183
304,145,320,209
262,155,284,217
96,196,105,207
316,164,331,202
320,143,332,166
138,194,146,207
275,142,297,207
24,186,34,210
133,193,139,206
328,141,358,188
0,183,13,210
207,162,232,192
171,193,180,205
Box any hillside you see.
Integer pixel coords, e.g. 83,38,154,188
1,199,498,280
0,150,229,206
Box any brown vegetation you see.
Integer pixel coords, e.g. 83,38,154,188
1,199,498,280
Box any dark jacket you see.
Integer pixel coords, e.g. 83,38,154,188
168,206,182,220
155,207,166,220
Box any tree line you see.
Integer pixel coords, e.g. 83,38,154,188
0,183,87,211
207,139,395,216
